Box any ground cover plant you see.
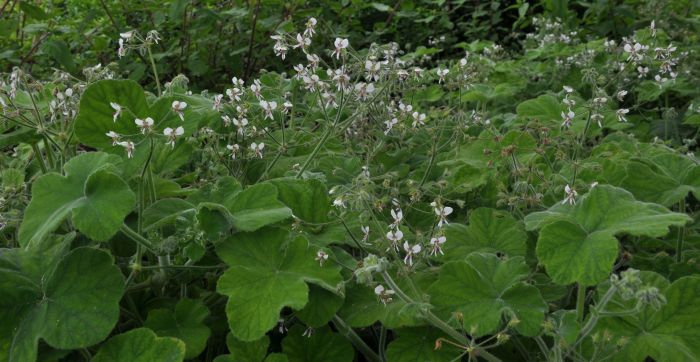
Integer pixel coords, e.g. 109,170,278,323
1,0,700,361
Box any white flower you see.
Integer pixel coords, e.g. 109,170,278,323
307,53,320,70
333,38,349,59
105,131,120,145
171,100,187,121
304,17,317,37
384,118,398,135
251,79,263,100
271,35,288,60
563,85,574,94
637,66,649,78
119,30,135,40
226,87,243,102
110,102,122,122
333,197,346,208
592,113,604,128
561,110,575,128
361,226,370,242
233,117,248,135
386,229,403,251
231,77,244,86
163,126,184,148
226,144,240,159
117,38,127,58
436,67,449,83
250,142,265,158
303,74,321,91
616,90,628,101
355,82,375,101
386,229,403,241
616,108,629,122
429,236,446,256
413,67,424,79
374,284,395,305
116,141,135,158
260,100,277,120
403,241,421,266
146,30,161,44
329,67,350,91
315,250,329,266
283,101,293,114
650,20,656,38
213,94,224,111
390,208,403,228
411,112,427,128
623,42,647,62
221,115,232,127
398,102,413,114
562,184,577,205
135,117,154,134
433,205,453,228
365,60,381,81
293,33,311,51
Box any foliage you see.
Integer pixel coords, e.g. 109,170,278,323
1,1,700,361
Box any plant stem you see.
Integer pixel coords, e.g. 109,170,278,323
676,198,686,262
419,136,437,188
31,143,48,173
380,271,502,362
146,45,162,96
378,326,387,361
576,283,586,323
332,315,382,362
296,90,344,178
120,224,155,253
572,285,617,348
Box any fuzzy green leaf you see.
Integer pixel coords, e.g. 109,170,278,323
216,228,343,341
144,299,211,359
282,326,353,362
525,185,691,285
429,253,546,337
595,274,700,362
18,152,134,247
443,207,527,260
0,247,124,362
92,328,185,362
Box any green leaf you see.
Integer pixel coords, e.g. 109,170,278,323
227,183,293,232
385,328,463,362
525,185,691,285
337,282,423,329
92,328,185,362
595,274,700,362
74,80,203,161
216,228,343,341
429,253,546,336
226,334,269,362
41,39,75,73
266,178,330,224
621,153,700,207
516,94,561,125
296,284,344,328
282,325,353,362
0,247,125,362
19,2,48,20
18,152,135,247
144,299,211,359
142,198,196,231
74,80,149,149
443,208,527,260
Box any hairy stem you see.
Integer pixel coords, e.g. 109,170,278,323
332,315,382,362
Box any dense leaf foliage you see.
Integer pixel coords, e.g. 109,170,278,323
1,1,700,361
